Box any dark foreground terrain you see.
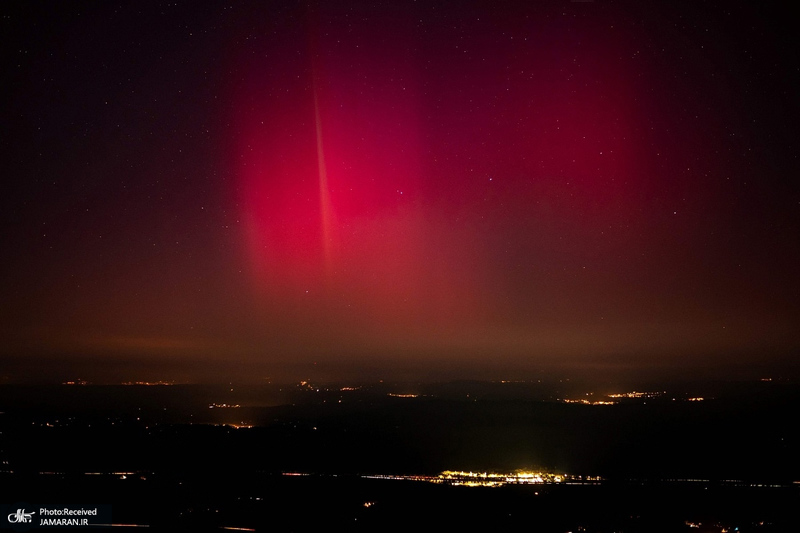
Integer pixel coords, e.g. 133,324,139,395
1,380,798,531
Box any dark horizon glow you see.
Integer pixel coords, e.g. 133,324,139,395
1,1,798,384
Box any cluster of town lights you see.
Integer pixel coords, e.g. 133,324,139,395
434,471,601,487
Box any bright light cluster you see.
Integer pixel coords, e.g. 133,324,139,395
435,470,601,487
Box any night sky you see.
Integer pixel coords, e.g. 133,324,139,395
2,1,798,383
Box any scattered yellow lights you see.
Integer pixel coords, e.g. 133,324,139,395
687,397,705,402
209,403,241,408
387,393,418,398
607,391,664,399
363,502,375,508
361,474,431,482
62,379,88,386
339,387,360,391
561,399,617,405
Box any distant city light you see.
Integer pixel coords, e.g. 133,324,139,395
607,391,665,399
121,381,176,386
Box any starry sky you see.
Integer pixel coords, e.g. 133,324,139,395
2,1,798,383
